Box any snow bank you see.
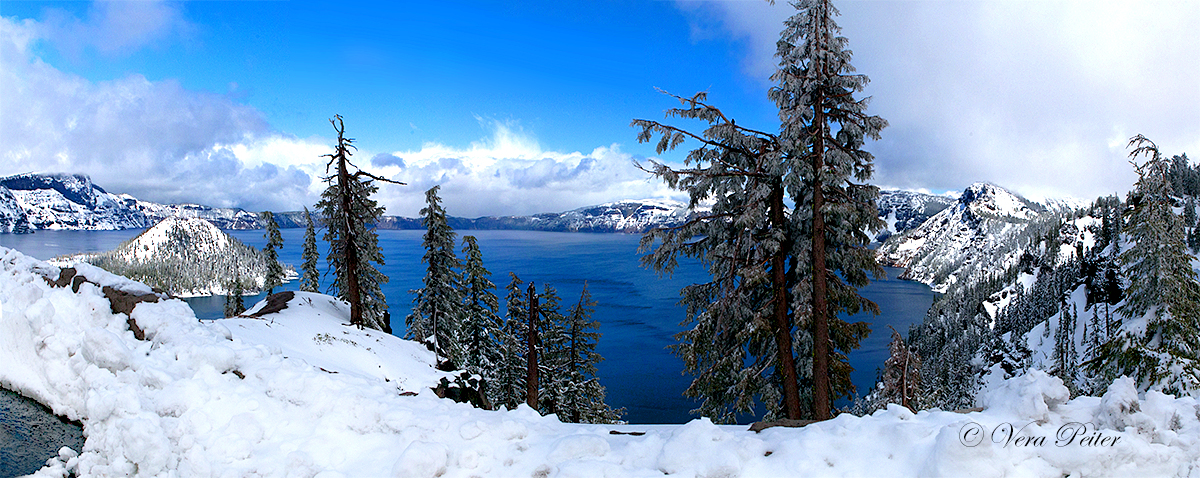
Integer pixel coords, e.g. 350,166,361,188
3,246,1200,477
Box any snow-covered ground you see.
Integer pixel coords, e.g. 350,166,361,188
2,246,1199,477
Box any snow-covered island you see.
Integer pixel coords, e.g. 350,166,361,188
2,246,1198,477
52,216,294,298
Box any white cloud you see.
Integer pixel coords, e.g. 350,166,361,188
0,15,318,212
675,0,1200,202
36,0,193,57
369,119,682,218
0,15,678,217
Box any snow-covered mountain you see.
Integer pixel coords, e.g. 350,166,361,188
57,216,291,296
0,173,262,232
875,189,958,242
877,182,1082,292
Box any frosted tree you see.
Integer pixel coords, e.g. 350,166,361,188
1089,136,1200,396
633,0,881,422
771,0,887,419
316,115,403,331
223,273,246,317
1094,135,1200,396
300,207,321,293
406,185,465,366
879,326,921,412
460,235,503,389
557,282,623,423
261,211,285,294
634,90,798,422
493,272,530,410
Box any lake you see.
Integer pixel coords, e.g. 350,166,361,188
1,229,936,424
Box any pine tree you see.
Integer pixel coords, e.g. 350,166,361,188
1088,135,1200,396
460,235,503,391
223,273,246,317
315,115,403,331
634,90,798,422
770,0,886,419
300,207,321,293
406,185,465,366
633,0,882,422
261,211,285,294
494,272,529,410
556,282,624,423
879,326,921,412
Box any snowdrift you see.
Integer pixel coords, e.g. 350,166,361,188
2,246,1199,477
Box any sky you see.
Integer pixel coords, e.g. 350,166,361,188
0,0,1196,217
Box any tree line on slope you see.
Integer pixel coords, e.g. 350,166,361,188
899,136,1200,412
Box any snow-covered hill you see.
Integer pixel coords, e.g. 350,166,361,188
56,217,291,297
877,183,1081,292
0,173,262,232
2,246,1198,477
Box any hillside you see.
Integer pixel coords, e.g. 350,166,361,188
877,182,1081,292
57,216,291,297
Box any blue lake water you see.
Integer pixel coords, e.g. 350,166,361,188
1,229,936,424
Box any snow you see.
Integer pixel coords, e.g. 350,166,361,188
3,245,1200,477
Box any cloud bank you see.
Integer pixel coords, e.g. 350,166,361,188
369,120,679,218
0,13,676,216
677,0,1200,201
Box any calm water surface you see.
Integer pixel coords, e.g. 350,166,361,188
1,229,935,424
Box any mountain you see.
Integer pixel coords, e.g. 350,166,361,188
58,216,291,297
0,173,262,232
876,182,1082,292
874,189,957,242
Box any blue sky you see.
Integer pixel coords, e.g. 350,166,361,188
1,1,1197,217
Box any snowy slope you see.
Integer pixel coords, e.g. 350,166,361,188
3,246,1199,477
878,183,1078,292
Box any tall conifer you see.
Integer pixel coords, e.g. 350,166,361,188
1089,135,1200,395
300,207,320,293
315,115,402,331
406,185,465,366
460,235,503,387
261,211,284,294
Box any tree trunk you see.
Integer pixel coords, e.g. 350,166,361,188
339,153,362,328
810,0,833,421
770,184,803,419
526,283,539,409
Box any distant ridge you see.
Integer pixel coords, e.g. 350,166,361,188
3,172,969,236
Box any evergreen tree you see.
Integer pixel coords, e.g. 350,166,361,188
261,211,285,294
633,0,882,422
770,0,887,419
1089,135,1200,395
315,115,402,331
460,235,503,391
556,282,624,423
300,207,321,293
406,185,465,366
494,273,529,410
879,326,921,412
223,274,246,317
